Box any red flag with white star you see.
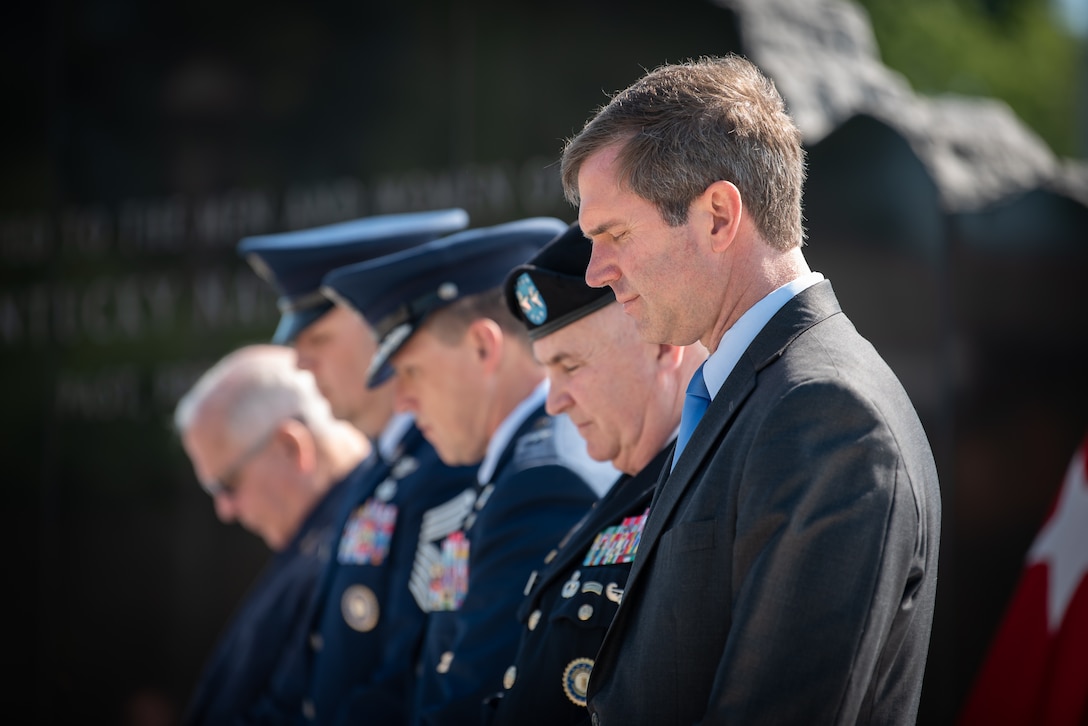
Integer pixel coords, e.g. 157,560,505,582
958,432,1088,726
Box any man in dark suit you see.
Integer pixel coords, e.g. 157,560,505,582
238,210,480,725
175,345,368,726
481,222,706,725
560,55,942,724
321,217,617,725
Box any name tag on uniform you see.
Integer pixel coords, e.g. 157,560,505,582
427,531,470,611
338,499,398,566
582,508,649,567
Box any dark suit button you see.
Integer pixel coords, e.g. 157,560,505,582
591,712,600,726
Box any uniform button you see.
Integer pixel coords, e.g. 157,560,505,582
591,712,600,726
528,609,542,630
562,571,581,598
503,665,517,689
437,651,454,674
302,699,315,720
523,570,538,596
578,604,594,621
309,632,323,651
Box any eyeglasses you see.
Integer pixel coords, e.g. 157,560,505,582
201,417,301,498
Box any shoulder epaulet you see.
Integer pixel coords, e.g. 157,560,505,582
512,413,561,467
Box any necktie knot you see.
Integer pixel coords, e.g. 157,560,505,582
673,364,710,469
686,364,710,402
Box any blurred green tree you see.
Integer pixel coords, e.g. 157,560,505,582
856,0,1083,157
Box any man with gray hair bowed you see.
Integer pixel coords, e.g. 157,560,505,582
175,344,369,725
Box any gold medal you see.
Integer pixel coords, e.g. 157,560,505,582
341,585,379,632
562,658,594,707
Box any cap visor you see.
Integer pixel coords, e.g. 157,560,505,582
271,305,332,345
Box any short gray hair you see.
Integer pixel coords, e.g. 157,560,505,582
174,344,336,444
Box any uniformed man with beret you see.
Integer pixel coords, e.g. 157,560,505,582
321,217,618,725
236,210,479,725
480,222,707,724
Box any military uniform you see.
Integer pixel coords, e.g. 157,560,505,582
181,475,350,726
483,446,667,726
320,217,620,725
481,221,681,725
411,392,613,724
236,209,477,725
301,419,478,724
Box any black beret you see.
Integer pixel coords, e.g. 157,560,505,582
503,222,616,341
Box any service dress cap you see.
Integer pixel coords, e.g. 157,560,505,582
321,217,569,387
503,222,616,341
237,208,470,343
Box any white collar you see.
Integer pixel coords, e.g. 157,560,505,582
702,272,824,398
377,411,415,461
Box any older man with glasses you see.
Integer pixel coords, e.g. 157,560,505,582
174,344,370,724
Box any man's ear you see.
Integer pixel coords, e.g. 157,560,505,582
279,418,317,473
695,180,743,254
467,318,504,373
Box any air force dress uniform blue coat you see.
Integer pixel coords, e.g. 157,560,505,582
181,475,351,726
411,392,613,725
301,420,478,725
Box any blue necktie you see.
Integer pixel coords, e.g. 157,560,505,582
673,363,711,470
